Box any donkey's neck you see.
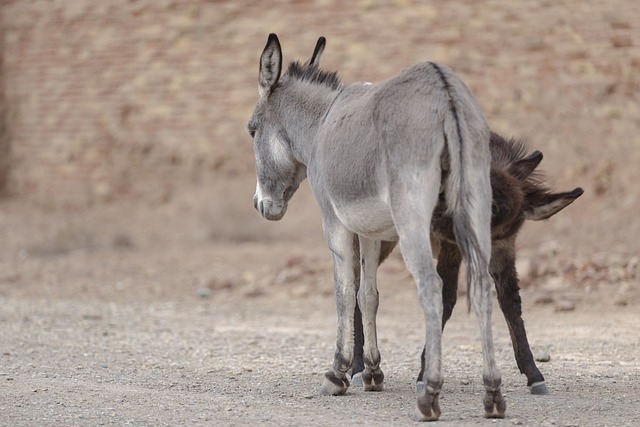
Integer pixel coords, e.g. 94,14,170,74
281,81,340,166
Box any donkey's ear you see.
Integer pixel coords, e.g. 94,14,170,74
509,150,543,180
259,33,282,98
309,36,326,67
524,187,584,221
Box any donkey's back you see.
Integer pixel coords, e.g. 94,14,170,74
312,62,491,243
316,61,489,176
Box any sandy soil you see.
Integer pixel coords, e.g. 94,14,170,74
1,194,639,426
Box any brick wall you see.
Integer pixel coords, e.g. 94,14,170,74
2,0,261,207
1,0,638,208
0,9,8,195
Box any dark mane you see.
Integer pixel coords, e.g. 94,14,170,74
285,61,342,90
490,132,530,167
490,132,551,194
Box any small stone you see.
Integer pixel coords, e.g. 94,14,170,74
534,291,554,305
195,287,213,298
614,297,628,307
286,256,304,268
554,300,575,312
207,277,234,290
290,284,310,298
535,351,551,362
243,285,264,298
112,233,134,249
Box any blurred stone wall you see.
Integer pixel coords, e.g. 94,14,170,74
2,0,258,207
0,8,8,195
1,0,638,209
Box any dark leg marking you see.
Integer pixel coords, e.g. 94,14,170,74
351,301,365,387
491,246,548,394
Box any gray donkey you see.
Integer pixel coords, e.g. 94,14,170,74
249,34,504,420
350,132,583,396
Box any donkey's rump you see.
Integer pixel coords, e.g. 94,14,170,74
313,63,480,240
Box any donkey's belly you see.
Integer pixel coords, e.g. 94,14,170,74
333,198,398,240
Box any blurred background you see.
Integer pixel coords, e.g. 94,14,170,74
0,0,639,302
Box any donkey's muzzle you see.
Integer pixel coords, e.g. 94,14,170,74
254,194,287,221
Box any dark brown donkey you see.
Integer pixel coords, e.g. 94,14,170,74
351,132,584,395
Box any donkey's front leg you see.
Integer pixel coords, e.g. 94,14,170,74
357,237,384,391
352,240,397,387
491,241,548,395
320,225,358,396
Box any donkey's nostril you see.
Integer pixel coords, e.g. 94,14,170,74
253,195,259,211
259,200,265,216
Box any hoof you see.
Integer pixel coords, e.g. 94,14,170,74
529,381,549,395
411,409,440,422
483,389,506,419
351,372,363,387
414,381,441,421
362,367,384,392
319,371,349,396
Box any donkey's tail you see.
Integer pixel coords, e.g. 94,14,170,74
436,66,493,311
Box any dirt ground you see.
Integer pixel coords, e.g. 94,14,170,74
2,0,640,425
1,187,639,426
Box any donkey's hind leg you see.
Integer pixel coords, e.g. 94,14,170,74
389,171,444,421
396,225,443,421
357,236,384,391
462,211,506,418
416,241,462,386
472,267,507,418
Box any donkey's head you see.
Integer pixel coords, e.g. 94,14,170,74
249,34,328,221
489,132,584,239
